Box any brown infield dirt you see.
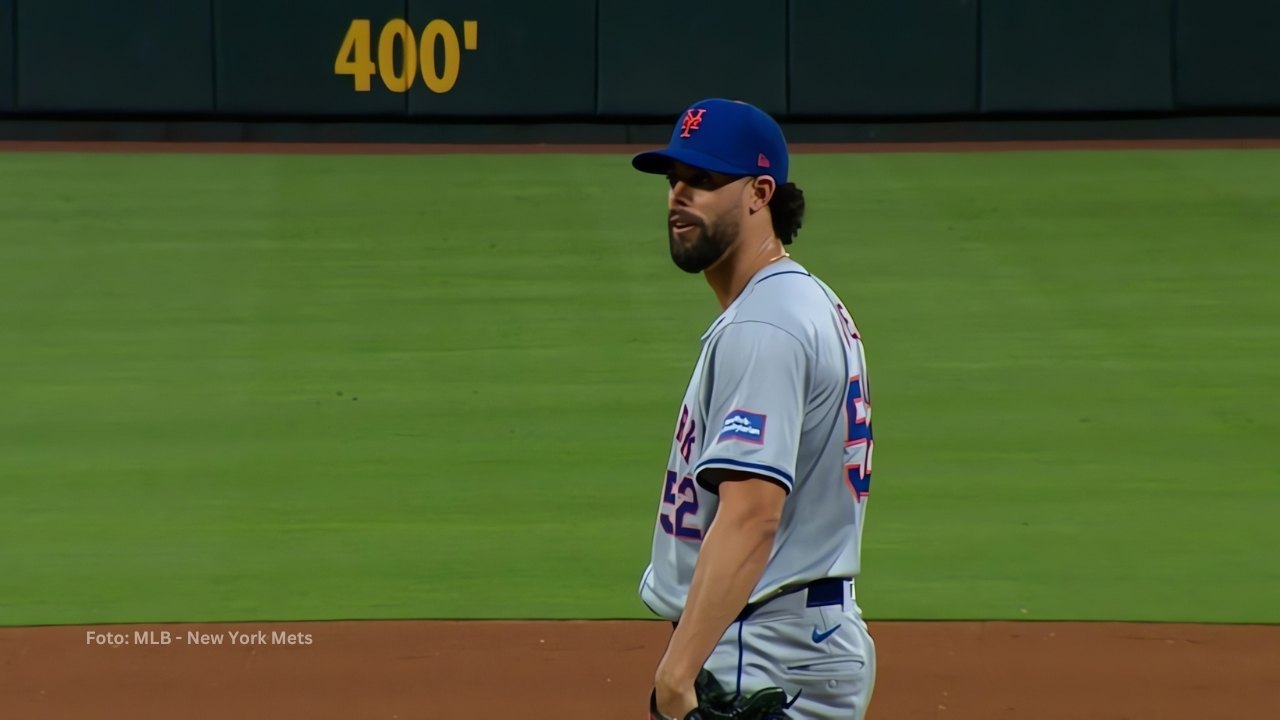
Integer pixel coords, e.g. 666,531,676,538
1,620,1277,719
1,137,1277,719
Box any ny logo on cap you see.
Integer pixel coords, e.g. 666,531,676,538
680,109,706,138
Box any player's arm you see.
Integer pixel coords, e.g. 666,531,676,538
653,472,784,716
653,320,807,718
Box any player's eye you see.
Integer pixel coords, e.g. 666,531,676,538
678,172,714,190
667,172,717,190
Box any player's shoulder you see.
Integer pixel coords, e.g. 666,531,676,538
736,260,837,324
714,259,843,348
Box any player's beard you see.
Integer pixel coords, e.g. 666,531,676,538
668,213,740,274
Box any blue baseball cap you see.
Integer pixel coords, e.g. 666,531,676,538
632,98,790,185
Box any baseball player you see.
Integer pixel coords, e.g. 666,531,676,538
633,99,877,719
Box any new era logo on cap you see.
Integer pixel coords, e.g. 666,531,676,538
757,153,770,168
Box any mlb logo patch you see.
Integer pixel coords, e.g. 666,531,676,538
717,410,766,445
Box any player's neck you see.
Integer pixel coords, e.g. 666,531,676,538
704,233,790,310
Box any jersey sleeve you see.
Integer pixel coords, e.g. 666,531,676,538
693,320,807,495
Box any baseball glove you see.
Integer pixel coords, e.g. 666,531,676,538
649,669,791,720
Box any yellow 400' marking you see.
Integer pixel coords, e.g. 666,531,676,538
335,18,478,94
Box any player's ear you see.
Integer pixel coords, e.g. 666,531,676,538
748,176,776,213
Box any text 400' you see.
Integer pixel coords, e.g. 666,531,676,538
335,18,478,94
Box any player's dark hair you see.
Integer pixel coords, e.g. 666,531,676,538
769,182,805,245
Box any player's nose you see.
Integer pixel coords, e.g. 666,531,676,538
668,177,695,202
668,186,693,208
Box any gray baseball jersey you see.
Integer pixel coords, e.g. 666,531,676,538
639,257,874,621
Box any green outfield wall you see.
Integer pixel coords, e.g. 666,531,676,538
0,0,12,113
1,0,1278,123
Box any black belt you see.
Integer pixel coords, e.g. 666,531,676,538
733,577,847,623
668,578,849,630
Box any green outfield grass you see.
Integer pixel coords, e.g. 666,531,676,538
0,148,1277,626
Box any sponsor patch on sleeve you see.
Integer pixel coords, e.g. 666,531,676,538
717,409,766,445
